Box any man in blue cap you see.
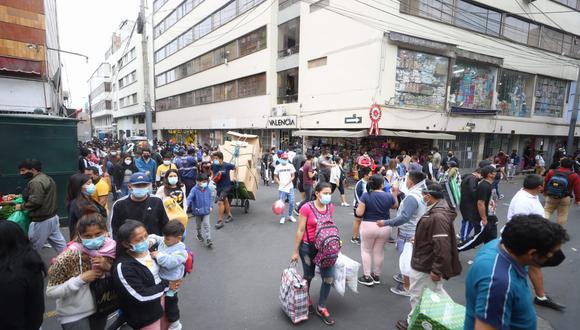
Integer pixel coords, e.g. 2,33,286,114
110,172,169,239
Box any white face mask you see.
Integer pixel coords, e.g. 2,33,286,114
124,159,132,165
163,160,171,166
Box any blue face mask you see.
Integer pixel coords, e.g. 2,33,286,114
81,235,106,250
199,182,208,188
212,160,220,165
168,177,178,185
131,187,149,198
280,159,288,165
84,183,96,196
320,194,332,205
130,240,149,253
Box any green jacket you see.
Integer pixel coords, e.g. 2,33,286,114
23,172,58,222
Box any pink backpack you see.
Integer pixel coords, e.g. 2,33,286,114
307,202,341,268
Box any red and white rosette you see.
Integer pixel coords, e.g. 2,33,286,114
368,103,382,136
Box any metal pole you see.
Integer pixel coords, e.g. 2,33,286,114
139,0,154,145
88,93,93,139
566,69,580,155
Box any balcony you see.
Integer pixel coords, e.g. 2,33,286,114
278,45,300,58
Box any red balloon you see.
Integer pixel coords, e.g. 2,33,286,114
272,200,285,215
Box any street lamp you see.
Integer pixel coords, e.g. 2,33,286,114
27,44,89,63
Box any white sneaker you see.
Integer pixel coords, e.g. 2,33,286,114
169,321,182,330
280,217,286,224
289,216,297,223
341,202,350,207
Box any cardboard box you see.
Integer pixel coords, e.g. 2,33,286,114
218,132,261,200
409,288,465,330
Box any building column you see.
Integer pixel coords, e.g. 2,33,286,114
477,133,486,161
510,134,520,152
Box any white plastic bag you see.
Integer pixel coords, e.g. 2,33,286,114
332,256,346,296
341,254,361,294
399,241,413,277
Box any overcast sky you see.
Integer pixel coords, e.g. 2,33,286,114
57,0,140,109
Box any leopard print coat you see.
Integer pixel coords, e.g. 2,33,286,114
47,249,91,286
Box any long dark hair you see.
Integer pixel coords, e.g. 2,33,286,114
66,173,91,210
367,174,385,193
115,219,146,260
163,168,183,196
0,221,46,276
122,153,135,169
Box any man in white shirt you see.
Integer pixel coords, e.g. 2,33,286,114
274,153,296,224
535,151,546,175
506,174,565,312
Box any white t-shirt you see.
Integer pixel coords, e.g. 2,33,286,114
274,163,296,193
135,253,162,284
535,155,545,167
330,166,341,185
506,189,544,222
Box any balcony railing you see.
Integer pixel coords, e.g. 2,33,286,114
278,45,300,58
277,93,298,104
279,0,299,10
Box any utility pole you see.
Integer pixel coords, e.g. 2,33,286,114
138,0,154,144
566,69,580,155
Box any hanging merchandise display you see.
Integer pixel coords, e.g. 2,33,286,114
496,69,534,118
450,60,497,110
534,76,567,117
395,49,449,111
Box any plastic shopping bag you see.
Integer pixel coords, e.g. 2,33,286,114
279,262,309,324
8,210,30,233
341,254,361,294
332,255,346,296
399,241,413,277
409,288,465,330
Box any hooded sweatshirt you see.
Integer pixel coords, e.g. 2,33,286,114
383,180,427,237
411,199,461,279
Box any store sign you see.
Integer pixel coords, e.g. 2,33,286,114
267,115,297,128
368,104,382,136
450,107,499,115
344,114,362,124
389,32,454,53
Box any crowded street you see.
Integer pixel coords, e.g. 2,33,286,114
35,177,579,330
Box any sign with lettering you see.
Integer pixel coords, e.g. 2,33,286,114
267,116,297,128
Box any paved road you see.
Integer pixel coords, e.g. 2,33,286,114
40,178,579,329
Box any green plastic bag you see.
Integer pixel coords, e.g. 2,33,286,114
8,210,30,233
409,288,466,330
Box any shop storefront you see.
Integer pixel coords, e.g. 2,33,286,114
534,76,568,118
496,69,534,117
449,60,497,110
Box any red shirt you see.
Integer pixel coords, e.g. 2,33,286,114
544,167,580,202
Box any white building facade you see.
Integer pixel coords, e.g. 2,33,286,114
152,0,580,167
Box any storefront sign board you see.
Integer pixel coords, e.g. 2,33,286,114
450,107,499,115
267,115,297,128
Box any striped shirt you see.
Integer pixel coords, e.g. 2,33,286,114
464,239,536,330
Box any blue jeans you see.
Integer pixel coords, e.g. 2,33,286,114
492,179,501,196
460,219,474,241
299,242,334,308
278,189,295,217
396,231,414,255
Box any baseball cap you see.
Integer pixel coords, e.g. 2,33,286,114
478,160,492,168
280,153,289,159
129,172,151,185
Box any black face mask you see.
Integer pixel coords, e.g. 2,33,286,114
538,249,565,268
448,153,453,157
21,172,33,179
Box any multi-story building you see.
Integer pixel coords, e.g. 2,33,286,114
152,0,580,167
0,0,64,115
88,19,156,140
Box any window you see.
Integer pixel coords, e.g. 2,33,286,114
496,69,534,117
138,115,145,124
213,47,226,66
195,87,213,105
238,74,266,98
277,68,299,104
239,0,259,13
166,70,176,84
154,0,204,38
213,84,226,102
130,48,136,60
132,94,137,104
195,17,212,39
552,0,580,10
540,27,565,53
104,82,111,92
395,49,449,111
213,1,236,29
240,27,267,56
534,76,567,117
278,18,300,57
310,0,329,12
180,92,194,107
200,53,213,71
156,73,166,86
308,57,327,68
225,41,239,60
224,81,238,100
502,16,540,47
450,60,496,110
455,0,500,36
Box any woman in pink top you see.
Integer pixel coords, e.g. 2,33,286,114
291,182,336,326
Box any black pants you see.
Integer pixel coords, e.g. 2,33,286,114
165,293,180,323
458,216,498,252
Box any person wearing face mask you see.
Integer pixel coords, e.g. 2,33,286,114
113,154,140,198
156,151,178,187
110,173,169,240
211,151,236,229
46,213,116,330
16,159,67,253
274,152,297,224
291,182,339,326
395,182,461,330
84,166,110,211
186,173,214,248
66,173,107,240
464,215,568,330
377,171,427,297
113,220,181,330
156,169,186,210
506,174,565,311
135,149,158,184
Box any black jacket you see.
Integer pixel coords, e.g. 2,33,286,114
67,196,107,239
113,163,139,188
23,172,58,222
459,173,479,221
110,194,169,239
112,255,168,329
0,258,45,330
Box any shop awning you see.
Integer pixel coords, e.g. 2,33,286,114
293,130,368,138
380,129,456,140
0,56,42,75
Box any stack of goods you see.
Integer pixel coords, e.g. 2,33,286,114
218,131,261,200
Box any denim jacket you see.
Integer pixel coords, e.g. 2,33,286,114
186,185,212,216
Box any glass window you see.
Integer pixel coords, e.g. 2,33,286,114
195,87,213,105
180,92,194,107
503,16,529,44
527,23,541,47
193,58,201,73
238,75,264,98
277,68,299,103
395,49,449,111
200,52,213,71
132,94,138,104
449,60,497,110
213,84,226,102
214,1,236,30
534,76,567,117
166,70,176,83
455,1,500,36
278,18,300,57
540,26,564,53
185,0,194,12
196,17,212,39
238,0,257,13
224,81,238,100
167,40,178,56
155,48,166,62
213,47,226,66
156,73,166,86
166,11,177,27
185,61,194,76
183,29,194,46
225,40,239,60
496,69,534,117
